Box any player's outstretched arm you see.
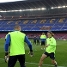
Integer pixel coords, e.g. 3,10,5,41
4,34,10,63
24,36,33,57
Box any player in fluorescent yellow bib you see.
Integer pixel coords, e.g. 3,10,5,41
9,31,25,56
4,25,33,67
38,31,57,67
46,36,56,53
40,32,46,50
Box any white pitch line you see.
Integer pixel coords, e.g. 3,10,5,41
0,58,65,67
0,58,4,60
25,62,65,67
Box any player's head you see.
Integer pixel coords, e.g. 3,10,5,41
42,32,45,35
14,25,21,31
47,31,54,38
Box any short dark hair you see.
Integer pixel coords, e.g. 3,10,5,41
14,25,20,29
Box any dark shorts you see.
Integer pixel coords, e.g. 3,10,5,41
41,41,45,46
8,54,25,67
44,52,55,60
34,40,37,44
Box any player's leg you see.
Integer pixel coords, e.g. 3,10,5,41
17,54,26,67
8,56,17,67
50,53,57,67
43,41,46,50
36,40,37,45
34,40,36,44
41,41,43,50
38,53,47,67
37,39,39,45
51,60,57,67
42,41,45,50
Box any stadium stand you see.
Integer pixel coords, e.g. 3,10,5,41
0,18,67,31
0,32,67,39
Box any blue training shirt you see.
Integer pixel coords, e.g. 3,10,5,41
4,34,33,52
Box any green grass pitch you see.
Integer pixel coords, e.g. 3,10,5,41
0,39,67,67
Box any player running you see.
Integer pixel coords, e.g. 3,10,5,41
38,31,57,67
